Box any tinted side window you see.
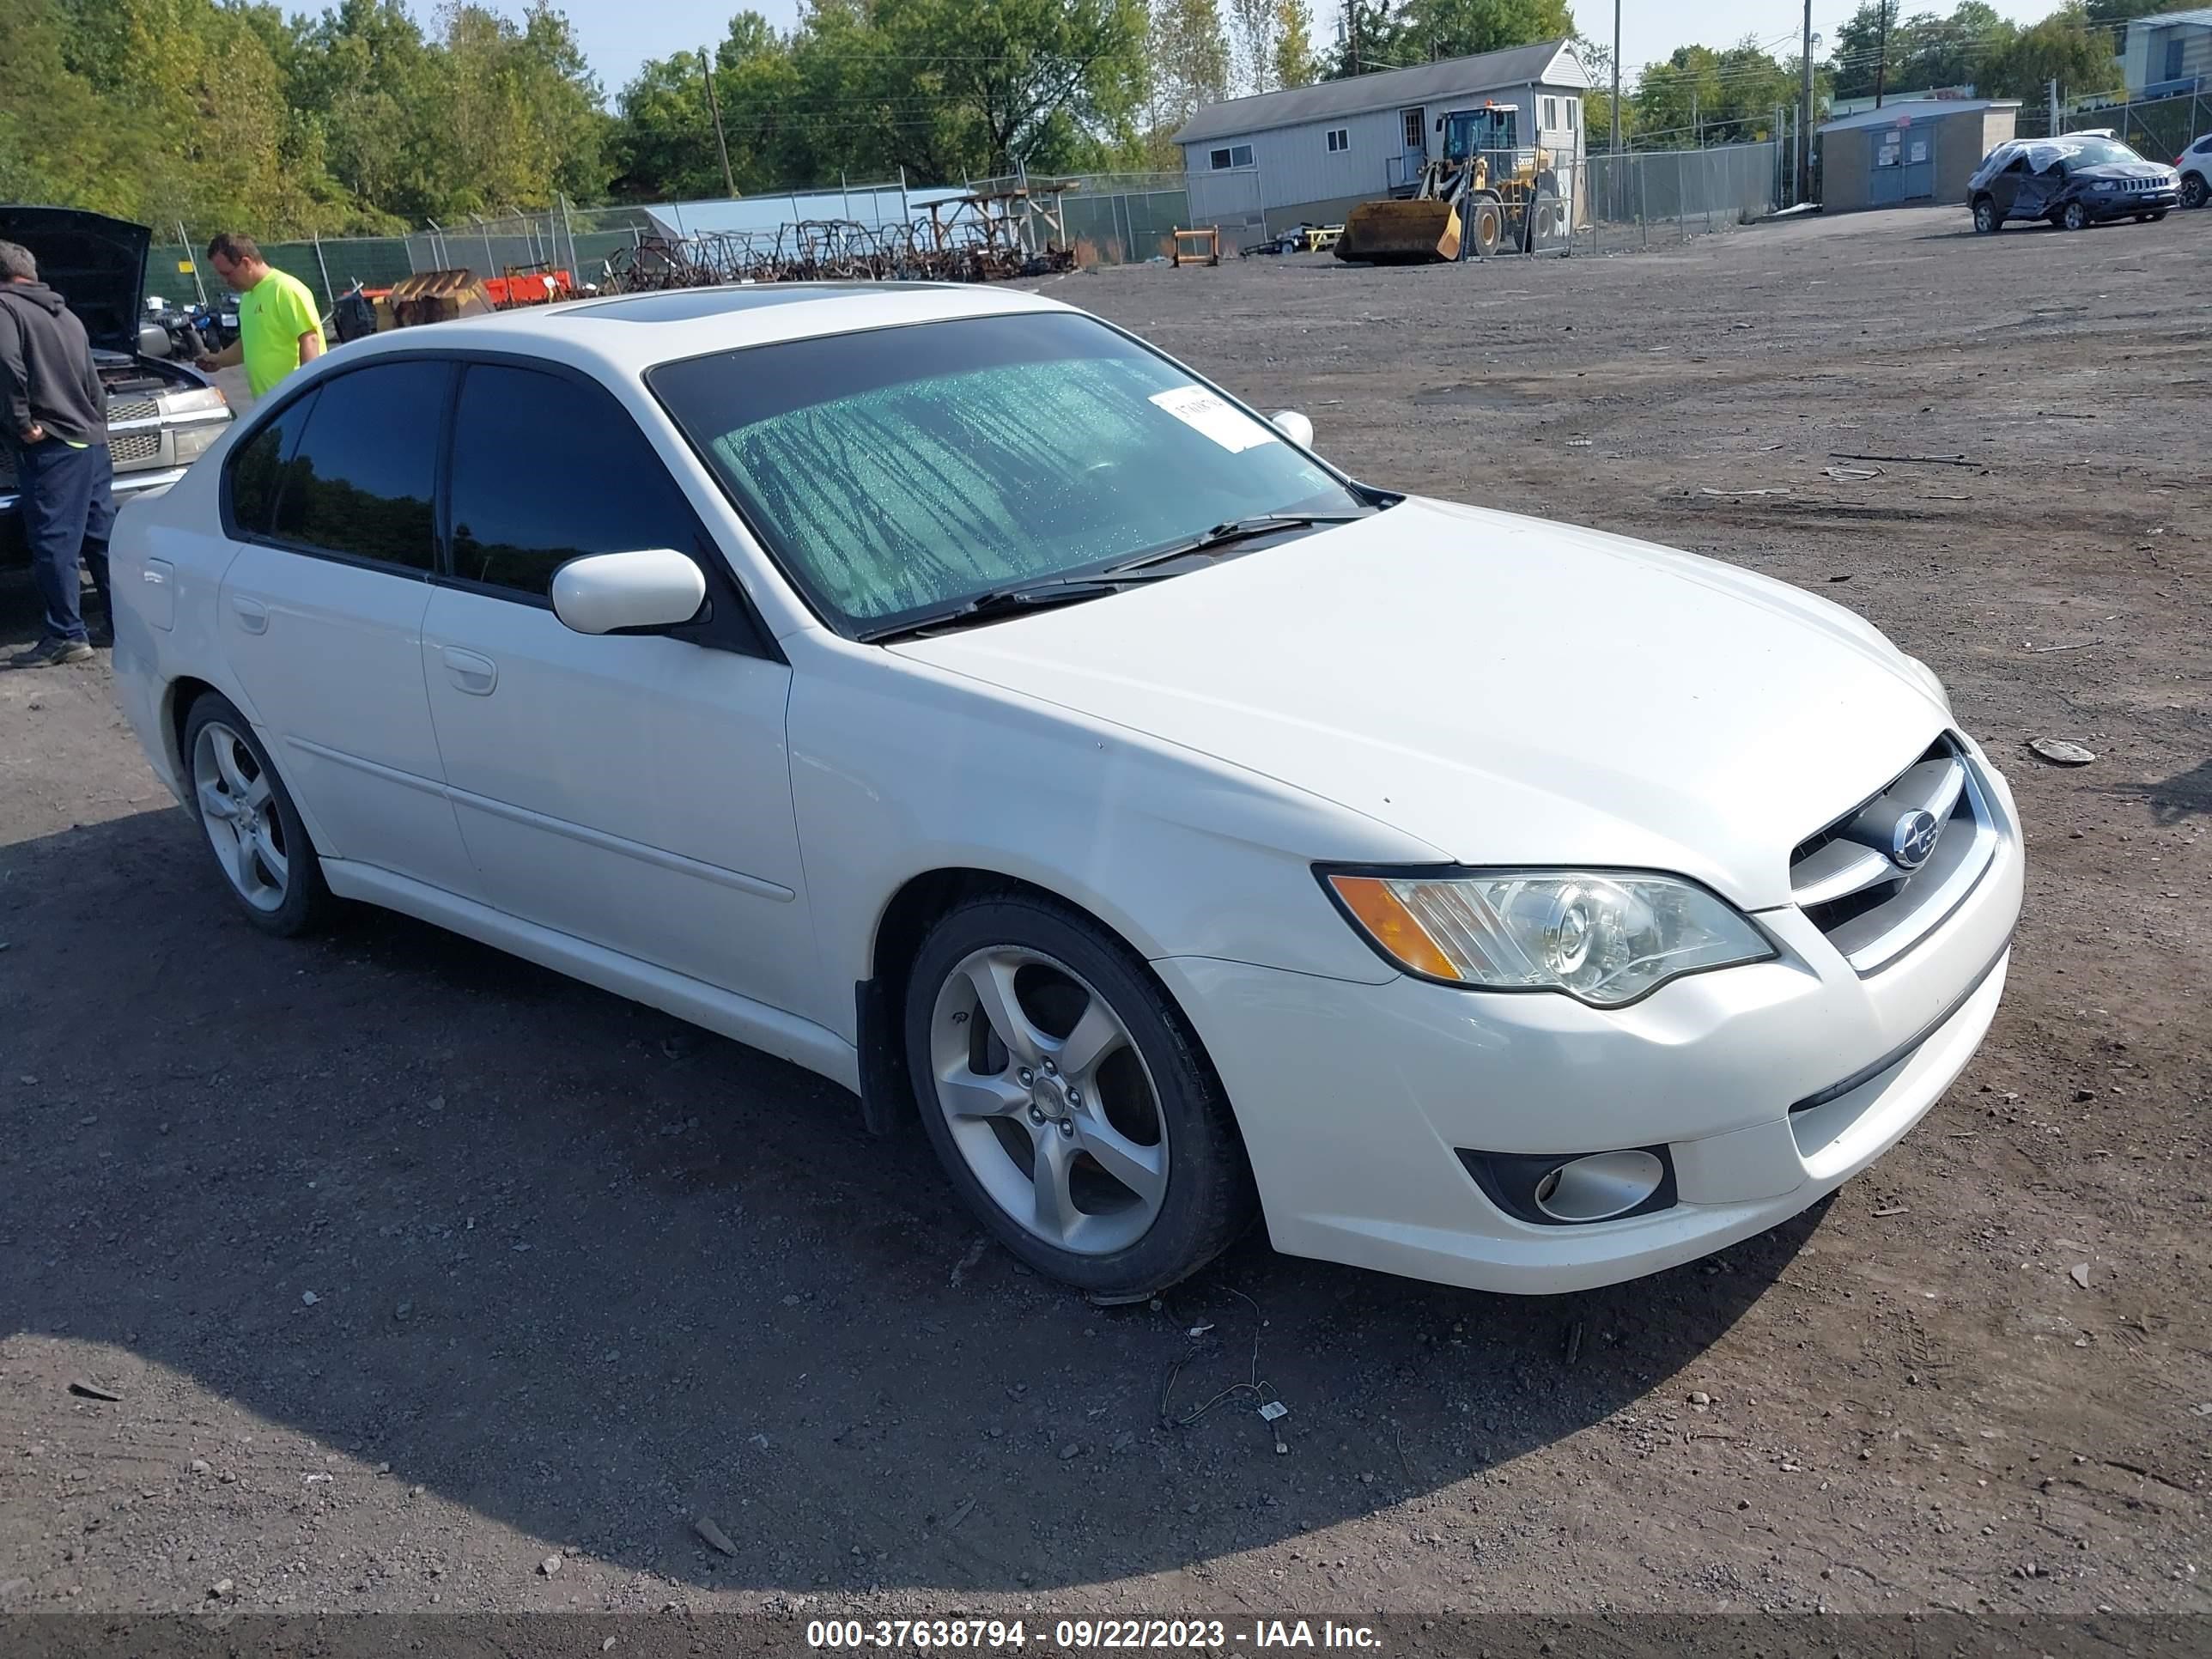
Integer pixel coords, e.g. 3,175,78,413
270,361,447,570
226,392,317,535
447,364,701,599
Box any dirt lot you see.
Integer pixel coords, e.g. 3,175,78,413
2,206,2207,1626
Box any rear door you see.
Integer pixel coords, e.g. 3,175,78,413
418,360,817,1019
216,359,475,893
1986,154,2029,216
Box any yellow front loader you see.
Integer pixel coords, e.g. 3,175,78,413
1337,106,1564,264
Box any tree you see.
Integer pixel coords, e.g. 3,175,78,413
1325,0,1405,79
1395,0,1577,64
1272,0,1317,88
1632,37,1796,149
1226,0,1277,94
1150,0,1232,127
866,0,1149,178
1985,7,2119,102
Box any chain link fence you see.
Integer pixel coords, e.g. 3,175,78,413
1578,142,1783,256
2014,86,2211,160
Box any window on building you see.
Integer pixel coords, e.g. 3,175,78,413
1543,96,1559,131
1402,108,1425,149
2166,37,2186,82
1566,98,1577,131
1208,144,1254,169
1326,127,1350,153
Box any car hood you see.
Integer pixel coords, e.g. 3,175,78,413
2069,161,2176,185
0,206,150,353
891,498,1949,910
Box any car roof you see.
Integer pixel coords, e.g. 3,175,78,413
333,280,1077,378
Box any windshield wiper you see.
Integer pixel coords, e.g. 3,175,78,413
856,576,1157,643
1103,512,1371,577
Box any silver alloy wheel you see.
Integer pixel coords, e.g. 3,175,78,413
192,720,289,913
927,945,1169,1255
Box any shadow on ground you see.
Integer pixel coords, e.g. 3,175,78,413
0,799,1821,1595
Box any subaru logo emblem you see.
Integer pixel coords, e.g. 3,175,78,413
1892,810,1940,871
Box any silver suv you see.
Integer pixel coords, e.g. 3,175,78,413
1,206,234,562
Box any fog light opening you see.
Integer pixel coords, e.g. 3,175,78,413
1530,1150,1667,1224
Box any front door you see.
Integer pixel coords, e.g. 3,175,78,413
417,362,816,1019
216,358,475,895
1871,126,1905,204
1900,128,1935,200
1398,106,1427,190
1988,153,2029,216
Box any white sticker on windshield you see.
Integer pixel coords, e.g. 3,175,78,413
1149,386,1279,453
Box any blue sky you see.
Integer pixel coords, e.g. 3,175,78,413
465,2,2049,102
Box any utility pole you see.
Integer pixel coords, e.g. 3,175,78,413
2048,76,2059,135
701,46,736,199
1611,0,1621,157
1692,90,1700,148
1799,0,1814,204
1874,3,1890,110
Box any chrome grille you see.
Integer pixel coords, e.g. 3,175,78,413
110,430,162,465
1790,734,1999,973
106,394,161,423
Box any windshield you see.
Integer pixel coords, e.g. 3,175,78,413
648,312,1367,633
2062,137,2144,168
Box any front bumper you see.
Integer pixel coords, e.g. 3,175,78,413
0,466,191,562
2084,190,2179,216
1156,752,2024,1296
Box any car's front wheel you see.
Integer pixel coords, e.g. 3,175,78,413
1972,197,2002,234
904,893,1255,1297
2181,174,2208,210
2148,210,2168,222
2060,200,2090,231
183,692,331,937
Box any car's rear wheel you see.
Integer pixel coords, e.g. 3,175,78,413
183,693,331,937
904,893,1255,1297
1972,197,2002,234
2181,174,2208,210
2061,200,2089,231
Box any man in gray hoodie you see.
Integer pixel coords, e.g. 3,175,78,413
0,238,116,667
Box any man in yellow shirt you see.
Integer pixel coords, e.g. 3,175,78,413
194,233,324,399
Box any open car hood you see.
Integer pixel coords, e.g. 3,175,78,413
0,206,151,353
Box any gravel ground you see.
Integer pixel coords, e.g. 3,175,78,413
1,204,2206,1626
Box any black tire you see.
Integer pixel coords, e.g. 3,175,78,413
1464,192,1504,258
2148,210,2167,222
2183,174,2209,210
1972,196,2002,234
902,891,1256,1297
180,691,333,938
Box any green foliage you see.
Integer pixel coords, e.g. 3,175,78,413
1826,3,2120,106
2,0,607,239
1324,0,1576,79
611,0,1151,193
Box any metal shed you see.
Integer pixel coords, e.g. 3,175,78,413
1174,40,1591,240
1817,99,2021,212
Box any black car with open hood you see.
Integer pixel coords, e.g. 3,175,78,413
1,206,234,562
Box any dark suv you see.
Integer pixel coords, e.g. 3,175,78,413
1969,134,2183,233
2,207,234,563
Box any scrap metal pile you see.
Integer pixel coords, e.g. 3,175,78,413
599,180,1080,292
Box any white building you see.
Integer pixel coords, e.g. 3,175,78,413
1173,40,1592,240
2123,9,2212,96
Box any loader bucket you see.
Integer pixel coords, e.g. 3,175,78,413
1336,198,1460,264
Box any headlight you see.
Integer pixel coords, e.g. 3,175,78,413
2091,179,2118,191
172,421,226,462
160,386,229,417
1324,868,1773,1007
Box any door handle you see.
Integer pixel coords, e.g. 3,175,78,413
441,647,497,696
230,595,269,635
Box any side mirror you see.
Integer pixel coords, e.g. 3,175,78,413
550,548,706,635
1270,409,1314,448
138,322,172,358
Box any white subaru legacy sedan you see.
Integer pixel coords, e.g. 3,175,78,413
109,283,2022,1299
